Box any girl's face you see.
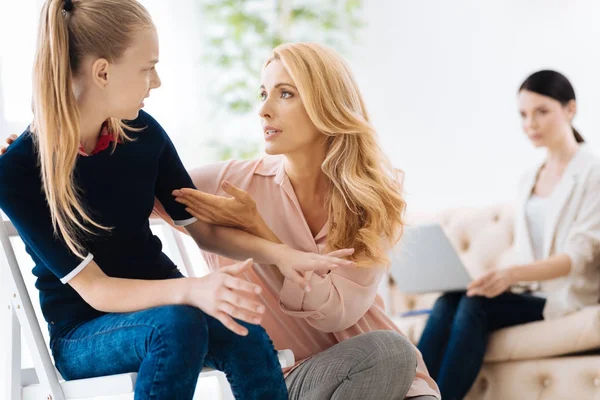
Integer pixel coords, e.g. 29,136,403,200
83,27,162,121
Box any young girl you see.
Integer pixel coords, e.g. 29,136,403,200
155,43,441,400
0,1,353,398
417,70,600,400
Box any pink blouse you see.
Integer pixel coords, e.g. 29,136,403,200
157,155,440,398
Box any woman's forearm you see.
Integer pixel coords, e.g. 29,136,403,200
511,253,572,283
251,218,283,244
251,220,286,283
187,218,286,284
184,220,285,265
158,203,286,283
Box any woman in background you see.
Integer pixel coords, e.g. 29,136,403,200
417,70,600,400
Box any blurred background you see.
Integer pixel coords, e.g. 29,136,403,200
3,1,600,213
2,0,600,398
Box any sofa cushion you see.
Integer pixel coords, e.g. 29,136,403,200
392,314,428,345
485,305,600,362
392,305,600,361
466,356,600,400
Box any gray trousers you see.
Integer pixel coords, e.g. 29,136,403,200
285,330,423,400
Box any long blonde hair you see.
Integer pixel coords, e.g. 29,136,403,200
265,43,407,267
32,0,153,258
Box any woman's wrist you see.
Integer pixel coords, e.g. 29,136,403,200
508,264,527,283
246,216,264,236
266,242,287,265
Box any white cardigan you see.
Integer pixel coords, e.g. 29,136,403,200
513,144,600,319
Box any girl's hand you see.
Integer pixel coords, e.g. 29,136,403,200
187,259,265,336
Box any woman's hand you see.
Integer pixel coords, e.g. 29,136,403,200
173,182,356,291
173,181,263,234
467,267,516,298
0,134,18,155
271,246,356,291
187,258,265,336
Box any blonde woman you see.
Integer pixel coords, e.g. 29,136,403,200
154,43,441,400
0,2,355,398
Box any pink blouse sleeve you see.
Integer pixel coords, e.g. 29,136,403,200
279,265,387,332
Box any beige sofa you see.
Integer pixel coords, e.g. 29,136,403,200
388,203,600,400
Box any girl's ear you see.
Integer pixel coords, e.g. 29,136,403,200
91,58,110,89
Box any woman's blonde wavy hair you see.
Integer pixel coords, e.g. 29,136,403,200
31,0,153,258
265,43,407,267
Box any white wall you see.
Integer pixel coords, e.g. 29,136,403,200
3,1,600,213
351,0,600,213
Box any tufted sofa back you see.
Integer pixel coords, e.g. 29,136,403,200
389,203,600,400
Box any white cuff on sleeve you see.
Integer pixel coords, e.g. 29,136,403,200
60,253,94,284
173,217,198,227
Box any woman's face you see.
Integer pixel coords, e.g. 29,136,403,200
258,60,323,156
518,90,575,148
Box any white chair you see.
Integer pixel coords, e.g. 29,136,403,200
0,218,295,400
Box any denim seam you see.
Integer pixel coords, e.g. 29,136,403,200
146,325,166,400
54,323,160,346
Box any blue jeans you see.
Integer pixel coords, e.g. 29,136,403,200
417,291,545,400
49,274,287,399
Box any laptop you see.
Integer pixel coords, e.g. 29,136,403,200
389,223,472,294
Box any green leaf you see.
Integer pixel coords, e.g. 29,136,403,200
291,7,319,21
209,37,226,47
345,0,362,13
216,54,234,67
227,99,253,114
200,0,365,115
271,34,284,48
